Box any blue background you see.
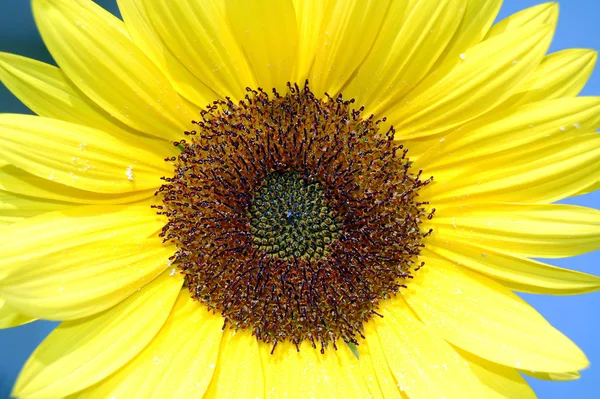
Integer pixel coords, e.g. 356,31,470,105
0,1,598,398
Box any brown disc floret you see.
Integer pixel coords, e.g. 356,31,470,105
155,82,433,352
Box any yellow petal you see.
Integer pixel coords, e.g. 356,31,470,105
405,251,589,373
0,190,71,227
356,330,405,399
0,204,164,281
502,49,597,107
261,340,372,399
423,133,600,204
32,0,195,141
388,22,554,144
429,0,503,74
290,0,327,84
227,0,298,93
142,0,256,101
204,328,264,398
0,114,169,194
521,370,581,381
571,180,600,197
0,164,154,205
485,2,558,40
427,236,600,295
12,270,183,398
0,53,177,159
429,203,600,258
461,350,536,399
372,297,488,399
74,290,222,398
418,97,600,172
400,2,565,159
309,0,390,96
419,49,599,171
0,297,35,329
0,238,173,320
345,0,466,112
116,0,216,108
0,52,152,143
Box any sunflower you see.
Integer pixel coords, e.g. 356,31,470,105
1,0,599,397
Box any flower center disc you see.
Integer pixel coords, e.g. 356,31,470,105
156,83,433,352
249,171,340,260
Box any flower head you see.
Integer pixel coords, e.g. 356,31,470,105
0,0,599,398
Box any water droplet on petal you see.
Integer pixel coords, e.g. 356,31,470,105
126,165,134,181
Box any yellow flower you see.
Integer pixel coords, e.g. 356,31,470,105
1,0,599,398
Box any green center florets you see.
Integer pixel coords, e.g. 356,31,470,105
248,171,340,260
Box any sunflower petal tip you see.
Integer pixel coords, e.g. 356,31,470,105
570,48,598,62
10,362,53,399
534,2,559,26
0,52,14,70
566,346,591,372
530,2,559,14
546,2,559,12
11,379,28,399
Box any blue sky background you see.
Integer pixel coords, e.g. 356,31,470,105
0,1,598,398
